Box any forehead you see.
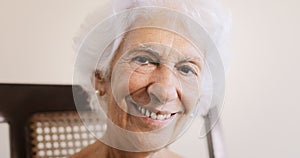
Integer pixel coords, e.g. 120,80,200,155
116,28,202,59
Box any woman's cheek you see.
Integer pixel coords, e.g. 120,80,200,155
128,72,151,93
181,82,201,114
110,65,132,101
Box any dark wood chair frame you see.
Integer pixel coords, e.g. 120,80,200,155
0,84,215,158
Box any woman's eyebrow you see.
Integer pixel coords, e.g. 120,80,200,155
128,45,160,58
178,57,203,70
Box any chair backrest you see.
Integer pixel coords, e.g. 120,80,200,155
28,111,106,158
0,84,219,158
0,84,89,158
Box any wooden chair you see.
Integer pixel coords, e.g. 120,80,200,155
0,84,219,158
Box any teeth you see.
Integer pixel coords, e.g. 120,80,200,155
150,112,157,119
141,108,145,115
135,104,173,120
166,113,171,119
157,114,164,120
145,110,150,117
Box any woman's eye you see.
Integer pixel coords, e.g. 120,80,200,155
177,65,197,76
132,56,157,65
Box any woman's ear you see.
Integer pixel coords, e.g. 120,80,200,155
93,69,107,96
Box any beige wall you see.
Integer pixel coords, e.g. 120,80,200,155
223,0,300,157
0,0,106,84
1,0,300,158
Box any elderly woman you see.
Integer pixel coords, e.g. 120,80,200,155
72,0,230,157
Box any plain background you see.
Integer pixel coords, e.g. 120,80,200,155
0,0,300,157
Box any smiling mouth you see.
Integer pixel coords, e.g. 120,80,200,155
130,101,177,120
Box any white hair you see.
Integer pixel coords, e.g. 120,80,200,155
73,0,231,115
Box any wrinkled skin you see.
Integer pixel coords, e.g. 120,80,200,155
72,28,203,158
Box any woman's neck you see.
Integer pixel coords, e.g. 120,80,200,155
105,144,157,158
71,140,182,158
96,140,164,158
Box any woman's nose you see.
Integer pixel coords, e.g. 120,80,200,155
147,65,181,104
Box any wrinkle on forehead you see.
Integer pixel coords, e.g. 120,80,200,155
120,28,203,58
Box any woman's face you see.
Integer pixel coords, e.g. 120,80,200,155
98,27,203,135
